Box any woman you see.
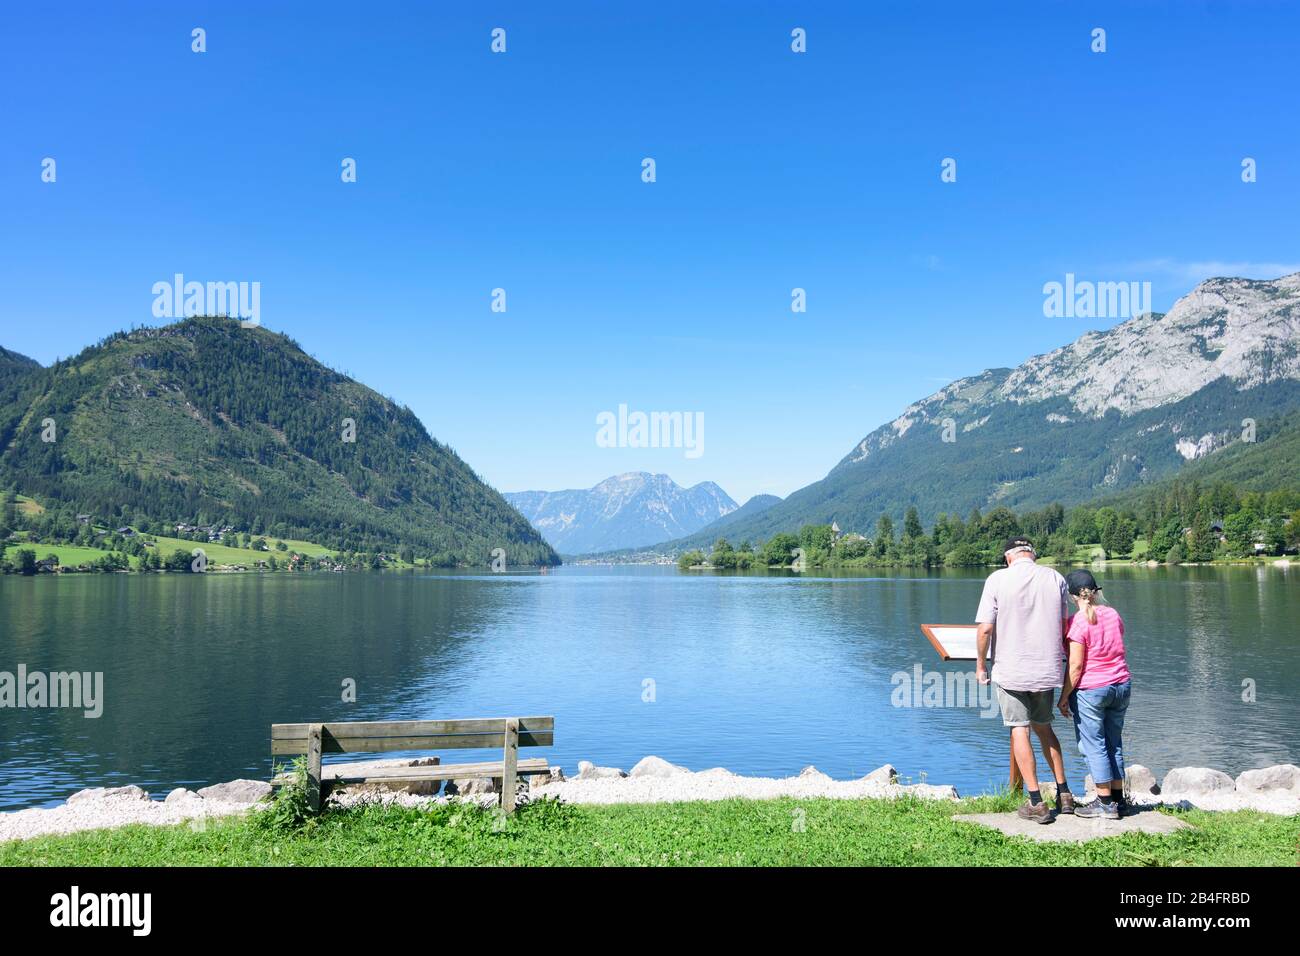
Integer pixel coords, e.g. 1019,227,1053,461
1057,569,1131,820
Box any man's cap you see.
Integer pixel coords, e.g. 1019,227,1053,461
1065,569,1101,595
1002,536,1035,556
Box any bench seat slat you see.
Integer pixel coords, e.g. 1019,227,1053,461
326,758,549,784
272,759,550,787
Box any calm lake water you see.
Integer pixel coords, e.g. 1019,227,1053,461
1,565,1296,811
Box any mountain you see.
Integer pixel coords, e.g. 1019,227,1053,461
665,273,1300,548
0,346,39,377
709,493,782,529
0,317,557,565
505,472,738,554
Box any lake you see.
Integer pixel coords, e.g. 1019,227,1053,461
1,564,1296,811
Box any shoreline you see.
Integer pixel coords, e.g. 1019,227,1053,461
3,757,1296,845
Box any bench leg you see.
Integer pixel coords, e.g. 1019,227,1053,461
501,718,519,814
307,723,324,812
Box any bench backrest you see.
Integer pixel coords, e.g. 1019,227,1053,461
271,717,554,756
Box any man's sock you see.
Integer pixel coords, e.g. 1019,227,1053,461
1056,781,1071,794
1028,790,1043,806
1099,793,1115,805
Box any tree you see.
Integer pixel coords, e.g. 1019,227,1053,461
1222,510,1257,557
874,515,895,558
799,525,834,553
763,533,799,566
1186,514,1217,562
678,550,705,570
982,507,1021,544
17,548,37,575
711,538,737,569
945,543,987,567
165,549,194,571
1099,514,1136,557
1148,519,1183,560
903,507,923,541
1066,507,1098,544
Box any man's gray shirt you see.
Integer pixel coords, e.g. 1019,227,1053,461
975,560,1070,692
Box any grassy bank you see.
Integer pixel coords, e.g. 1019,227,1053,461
4,794,1296,867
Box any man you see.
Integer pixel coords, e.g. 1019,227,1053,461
975,536,1074,823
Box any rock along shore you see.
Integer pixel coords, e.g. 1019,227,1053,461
2,759,1296,844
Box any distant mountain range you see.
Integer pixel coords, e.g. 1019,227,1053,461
0,317,557,565
505,472,748,554
662,273,1300,550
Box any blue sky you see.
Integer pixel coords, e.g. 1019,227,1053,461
3,1,1297,503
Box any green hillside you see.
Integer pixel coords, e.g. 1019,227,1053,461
0,317,557,566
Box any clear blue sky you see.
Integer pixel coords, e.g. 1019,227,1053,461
3,1,1297,503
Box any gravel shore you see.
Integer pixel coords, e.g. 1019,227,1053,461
0,781,271,844
3,758,1296,844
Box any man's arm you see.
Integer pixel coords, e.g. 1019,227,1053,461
976,622,993,684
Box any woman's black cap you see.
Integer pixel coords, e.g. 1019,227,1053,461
1065,569,1101,595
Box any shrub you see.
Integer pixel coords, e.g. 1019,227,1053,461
254,757,316,833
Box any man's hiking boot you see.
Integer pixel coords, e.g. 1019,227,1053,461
1074,798,1120,820
1055,790,1076,815
1016,800,1052,824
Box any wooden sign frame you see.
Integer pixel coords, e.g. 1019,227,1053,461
919,623,1022,792
919,623,988,661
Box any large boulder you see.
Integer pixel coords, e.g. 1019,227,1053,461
447,777,495,796
164,788,204,807
529,768,566,790
900,783,959,800
1125,764,1160,796
629,756,689,778
576,760,627,780
862,764,897,786
67,785,149,804
797,765,832,783
1162,767,1234,795
197,779,273,804
1235,764,1300,794
327,757,442,796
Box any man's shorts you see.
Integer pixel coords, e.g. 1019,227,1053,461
994,684,1054,727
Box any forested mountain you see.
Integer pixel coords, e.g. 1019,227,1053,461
506,472,737,553
661,274,1300,550
0,317,557,565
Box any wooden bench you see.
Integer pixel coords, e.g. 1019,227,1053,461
271,716,554,813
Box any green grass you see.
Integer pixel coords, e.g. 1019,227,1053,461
3,794,1296,867
144,534,334,566
15,543,117,568
10,534,338,570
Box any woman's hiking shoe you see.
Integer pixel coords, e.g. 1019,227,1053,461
1056,791,1076,815
1016,800,1053,824
1074,798,1120,820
